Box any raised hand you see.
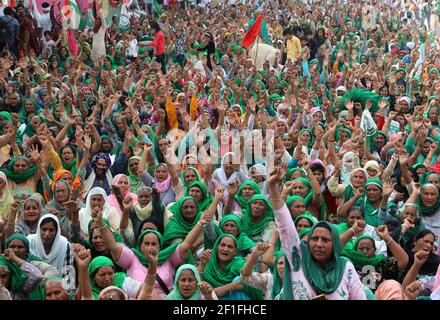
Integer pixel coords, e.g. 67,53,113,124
199,282,214,300
351,219,366,237
199,249,212,266
144,247,158,266
405,281,422,300
228,180,240,196
215,187,225,200
382,176,395,197
375,225,390,241
252,242,271,257
122,196,133,211
83,135,92,151
413,250,429,267
402,217,415,233
73,244,91,269
64,200,80,214
27,145,41,164
268,164,288,185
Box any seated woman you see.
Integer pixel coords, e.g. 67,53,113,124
204,215,256,257
42,180,82,242
4,196,43,238
232,194,274,243
223,180,261,215
165,264,218,300
27,214,75,281
79,187,121,239
163,189,221,244
0,250,43,300
5,234,59,278
294,212,318,233
107,174,139,216
285,195,306,219
95,198,215,298
327,167,367,206
240,243,285,300
199,234,262,300
268,165,366,300
337,206,387,255
342,225,409,293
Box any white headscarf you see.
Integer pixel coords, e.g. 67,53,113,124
27,214,70,275
79,187,114,238
341,152,360,184
213,152,240,187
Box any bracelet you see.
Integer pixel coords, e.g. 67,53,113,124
6,223,15,227
386,237,393,245
270,197,283,201
350,228,356,236
197,221,205,227
98,224,107,231
146,273,156,278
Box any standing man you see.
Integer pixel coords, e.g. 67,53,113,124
32,2,52,38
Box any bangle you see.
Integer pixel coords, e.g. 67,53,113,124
197,221,205,227
350,228,356,236
98,224,107,231
386,237,393,245
146,273,156,278
6,223,15,227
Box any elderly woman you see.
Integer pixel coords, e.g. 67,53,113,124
268,166,366,300
415,183,440,237
4,196,43,238
165,264,217,300
79,187,121,239
0,250,43,300
107,174,139,216
0,172,14,220
328,167,367,205
5,234,59,278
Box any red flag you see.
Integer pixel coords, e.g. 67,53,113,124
241,14,263,49
67,29,79,56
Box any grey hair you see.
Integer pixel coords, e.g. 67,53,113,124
397,202,421,219
44,278,74,294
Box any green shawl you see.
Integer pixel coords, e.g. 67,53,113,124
0,156,37,184
240,194,274,238
342,234,386,270
286,195,305,208
5,234,43,262
0,256,27,294
284,222,349,297
165,264,201,300
128,156,144,194
234,180,261,209
203,234,263,300
205,215,256,253
184,181,212,212
131,229,182,267
59,145,78,178
180,167,202,192
271,250,285,300
88,256,126,300
417,184,440,216
360,178,383,227
163,196,201,242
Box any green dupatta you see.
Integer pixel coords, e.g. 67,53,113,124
88,256,126,300
240,194,274,238
234,180,261,209
164,196,202,242
0,156,37,184
165,264,201,300
184,181,213,212
131,229,184,266
0,256,27,293
203,234,263,300
284,222,349,297
342,234,386,270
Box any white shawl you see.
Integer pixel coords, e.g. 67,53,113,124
27,214,69,275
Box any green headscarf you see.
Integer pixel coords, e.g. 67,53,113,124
417,183,440,216
180,167,202,192
342,234,386,270
131,229,182,267
299,129,315,149
100,135,115,155
184,181,213,212
164,196,202,242
203,234,263,300
294,212,318,228
271,250,285,300
234,180,261,209
88,256,126,300
240,194,274,238
127,156,144,194
165,264,201,300
360,178,383,227
0,111,13,121
59,145,78,178
293,178,328,220
0,156,37,184
102,55,117,71
286,195,305,208
0,256,27,294
5,234,43,262
213,215,256,252
284,222,349,298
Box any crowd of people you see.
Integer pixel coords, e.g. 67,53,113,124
1,0,440,300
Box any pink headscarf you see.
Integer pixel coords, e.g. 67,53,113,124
154,164,171,193
107,174,138,216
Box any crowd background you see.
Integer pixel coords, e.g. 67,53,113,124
1,0,440,300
